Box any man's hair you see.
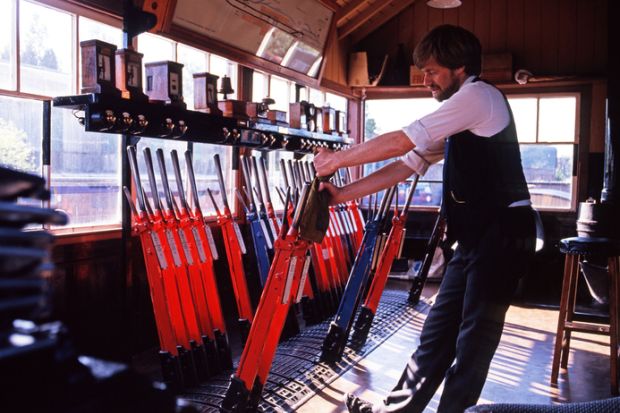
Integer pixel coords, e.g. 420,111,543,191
413,25,482,76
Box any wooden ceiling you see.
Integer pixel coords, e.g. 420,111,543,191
330,0,418,42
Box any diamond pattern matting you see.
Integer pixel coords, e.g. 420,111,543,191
179,289,430,412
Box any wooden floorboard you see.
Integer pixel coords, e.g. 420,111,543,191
296,279,613,412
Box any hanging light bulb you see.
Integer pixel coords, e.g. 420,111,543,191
426,0,462,8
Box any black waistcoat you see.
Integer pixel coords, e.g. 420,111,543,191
442,83,530,246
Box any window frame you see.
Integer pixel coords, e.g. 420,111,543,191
507,92,580,212
0,0,241,237
250,69,350,212
362,90,583,212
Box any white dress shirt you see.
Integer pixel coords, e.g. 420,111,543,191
400,76,510,175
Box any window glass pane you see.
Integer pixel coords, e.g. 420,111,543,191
20,0,74,96
291,83,308,103
270,76,290,115
191,143,234,216
135,139,189,215
539,97,577,143
138,33,175,63
177,44,208,110
521,144,573,209
209,54,237,100
308,88,324,107
79,16,122,48
257,28,295,65
256,150,295,211
384,176,443,209
508,97,537,143
138,33,175,94
251,71,268,102
51,107,121,227
307,56,322,78
414,164,443,207
0,95,42,176
364,98,442,207
0,0,16,90
283,42,320,75
325,93,347,113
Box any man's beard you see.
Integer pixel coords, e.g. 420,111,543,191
433,72,461,102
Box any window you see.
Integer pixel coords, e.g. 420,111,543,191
363,94,579,210
0,94,44,216
326,93,347,113
0,95,43,176
51,107,121,228
138,32,176,63
249,71,340,210
0,0,16,91
177,44,208,110
364,98,442,208
308,87,325,107
209,54,237,100
20,0,75,97
0,0,238,232
269,75,292,115
508,95,578,210
255,150,295,211
252,71,269,104
191,144,233,215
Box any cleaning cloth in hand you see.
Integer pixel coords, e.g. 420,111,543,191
298,175,332,243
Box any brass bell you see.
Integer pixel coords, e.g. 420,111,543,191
219,75,234,100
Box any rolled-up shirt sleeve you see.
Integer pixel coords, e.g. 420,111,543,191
397,77,510,176
400,140,445,175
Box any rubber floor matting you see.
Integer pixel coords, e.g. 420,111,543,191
179,289,430,412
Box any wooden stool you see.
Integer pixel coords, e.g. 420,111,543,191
551,237,620,395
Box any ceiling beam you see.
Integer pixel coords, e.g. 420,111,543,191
317,0,341,12
349,0,417,44
335,0,369,27
338,0,394,39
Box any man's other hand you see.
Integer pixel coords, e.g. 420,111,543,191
319,181,343,206
313,147,339,177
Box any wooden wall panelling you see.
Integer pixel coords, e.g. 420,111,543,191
357,0,607,79
456,0,475,34
442,7,459,27
577,85,593,203
127,237,159,355
488,0,507,52
593,0,608,75
575,0,597,75
398,5,414,47
590,81,607,153
539,0,559,74
411,1,427,57
522,0,542,72
52,239,129,360
473,0,491,51
427,6,444,33
506,0,525,70
557,0,577,75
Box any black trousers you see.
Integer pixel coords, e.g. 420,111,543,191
375,206,536,413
